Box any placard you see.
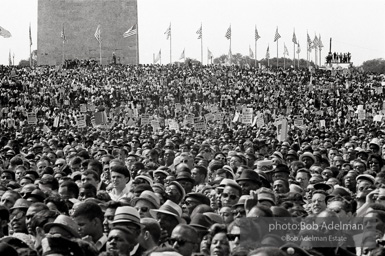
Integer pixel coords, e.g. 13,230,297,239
241,108,253,124
77,115,87,128
27,112,37,125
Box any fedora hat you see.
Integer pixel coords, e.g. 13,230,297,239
131,191,160,209
176,171,194,184
26,189,46,202
168,181,186,202
112,206,142,228
44,215,80,238
233,195,252,209
150,200,185,224
236,170,261,184
189,213,212,231
185,192,210,206
10,198,31,211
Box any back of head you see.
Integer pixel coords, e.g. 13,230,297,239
72,201,103,223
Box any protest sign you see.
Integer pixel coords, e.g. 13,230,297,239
77,115,87,128
141,114,150,126
27,112,37,125
241,108,253,124
194,117,206,132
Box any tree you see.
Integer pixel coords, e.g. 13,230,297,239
213,52,312,69
18,50,37,67
361,59,385,74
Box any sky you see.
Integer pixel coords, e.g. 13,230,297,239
1,0,384,66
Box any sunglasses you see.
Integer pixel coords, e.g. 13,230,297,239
135,207,149,213
11,211,25,220
232,209,246,216
221,193,238,200
169,238,194,246
227,234,241,241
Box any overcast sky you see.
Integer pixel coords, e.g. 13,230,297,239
1,0,384,66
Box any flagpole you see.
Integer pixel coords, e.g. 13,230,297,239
293,31,296,68
170,25,172,64
29,24,32,67
276,39,278,68
153,53,155,64
99,41,102,65
62,39,65,65
200,23,203,65
297,49,299,69
284,51,286,69
136,23,139,65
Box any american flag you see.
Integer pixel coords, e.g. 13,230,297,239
196,24,202,39
29,24,32,46
123,24,137,38
154,49,161,63
307,33,312,47
0,26,12,38
225,25,231,40
292,31,297,44
165,23,171,40
296,43,301,54
95,25,101,44
318,35,324,49
179,49,185,60
274,27,281,42
313,35,319,49
266,46,270,59
249,46,254,58
255,27,261,41
61,24,66,43
283,43,289,56
207,49,213,59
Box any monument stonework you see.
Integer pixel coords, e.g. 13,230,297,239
37,0,138,66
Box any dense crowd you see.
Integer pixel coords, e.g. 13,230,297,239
0,62,385,256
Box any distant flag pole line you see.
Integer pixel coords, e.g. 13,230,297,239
292,29,297,68
29,23,32,67
314,34,318,67
255,26,261,67
274,27,281,68
165,23,171,64
196,23,203,64
225,25,231,64
283,43,289,69
94,24,102,64
318,34,323,66
61,23,66,65
297,43,301,68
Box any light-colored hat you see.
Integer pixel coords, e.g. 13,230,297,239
134,175,153,186
112,206,142,228
150,200,185,224
356,174,375,184
299,152,316,163
131,191,160,209
289,184,304,194
43,215,80,238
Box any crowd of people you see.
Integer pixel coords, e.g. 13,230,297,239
326,52,352,64
0,61,385,256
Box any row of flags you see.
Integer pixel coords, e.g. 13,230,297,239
153,48,214,64
58,24,138,45
161,23,323,48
